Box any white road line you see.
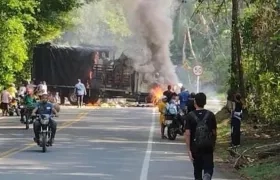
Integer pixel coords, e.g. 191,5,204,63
140,108,156,180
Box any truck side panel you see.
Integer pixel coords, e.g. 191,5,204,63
33,45,94,86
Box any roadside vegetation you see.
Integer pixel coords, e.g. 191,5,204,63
215,107,280,179
0,0,279,178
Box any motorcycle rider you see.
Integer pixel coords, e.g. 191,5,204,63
21,88,37,122
32,94,58,145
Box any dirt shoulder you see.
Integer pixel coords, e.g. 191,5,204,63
214,107,280,180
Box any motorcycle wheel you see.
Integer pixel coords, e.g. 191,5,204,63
9,111,14,116
42,133,47,153
167,126,177,140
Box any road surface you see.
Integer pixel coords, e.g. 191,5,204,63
0,106,238,180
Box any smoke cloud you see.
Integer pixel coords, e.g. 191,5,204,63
118,0,179,85
58,0,179,87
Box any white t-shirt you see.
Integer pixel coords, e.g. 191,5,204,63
1,90,10,103
18,86,26,96
41,84,47,94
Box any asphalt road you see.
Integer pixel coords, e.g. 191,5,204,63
0,105,238,180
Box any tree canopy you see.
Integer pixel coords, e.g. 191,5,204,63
0,0,80,86
0,0,279,123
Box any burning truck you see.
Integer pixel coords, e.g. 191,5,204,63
32,42,162,105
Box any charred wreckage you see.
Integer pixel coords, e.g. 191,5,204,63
32,43,162,105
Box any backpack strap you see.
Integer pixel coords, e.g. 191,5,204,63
202,111,210,123
189,111,210,124
189,111,200,123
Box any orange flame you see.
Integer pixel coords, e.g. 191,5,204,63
150,86,164,105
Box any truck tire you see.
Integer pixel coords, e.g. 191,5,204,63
68,92,78,105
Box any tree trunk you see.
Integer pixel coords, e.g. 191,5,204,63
231,0,238,91
182,33,186,65
186,23,198,63
182,32,192,86
232,0,245,98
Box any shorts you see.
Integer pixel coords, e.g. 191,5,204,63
0,102,8,110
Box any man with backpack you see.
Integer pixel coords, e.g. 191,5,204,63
185,93,217,180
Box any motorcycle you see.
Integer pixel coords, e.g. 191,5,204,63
8,98,20,116
165,108,186,140
35,114,54,153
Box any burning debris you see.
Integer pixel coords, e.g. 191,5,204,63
149,85,164,105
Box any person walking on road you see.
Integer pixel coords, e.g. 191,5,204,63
74,79,86,108
185,92,217,180
1,87,11,116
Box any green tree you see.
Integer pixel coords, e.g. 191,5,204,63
0,0,37,86
170,0,231,92
0,0,81,85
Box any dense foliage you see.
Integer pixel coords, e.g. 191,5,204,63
240,1,280,123
0,0,279,123
171,1,231,93
0,0,80,86
171,0,280,123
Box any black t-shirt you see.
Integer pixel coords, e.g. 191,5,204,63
234,101,242,112
185,109,217,153
163,90,176,102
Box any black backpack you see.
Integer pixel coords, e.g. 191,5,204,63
189,111,213,148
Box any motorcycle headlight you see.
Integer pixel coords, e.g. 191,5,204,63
40,114,50,125
41,114,50,119
40,119,49,125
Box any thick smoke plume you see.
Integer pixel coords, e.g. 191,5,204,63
118,0,179,85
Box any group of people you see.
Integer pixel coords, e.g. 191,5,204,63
158,85,217,180
0,80,58,145
158,85,244,180
158,85,196,139
0,80,48,115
